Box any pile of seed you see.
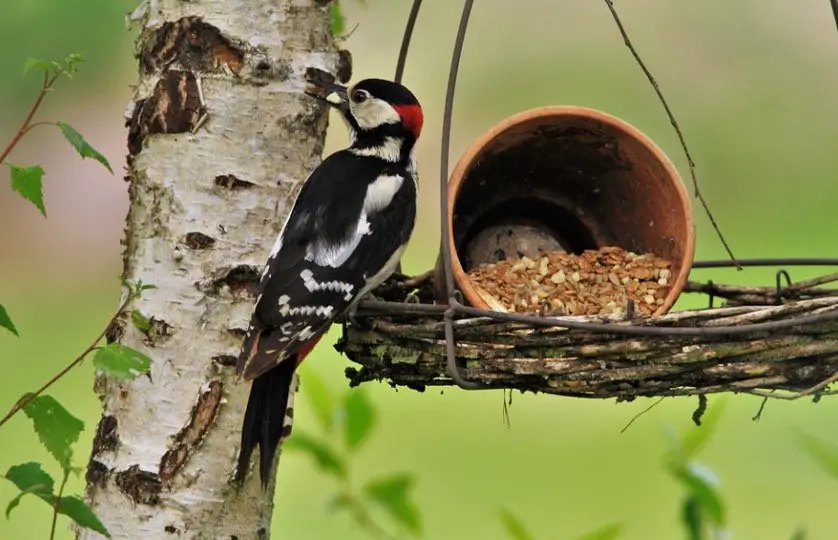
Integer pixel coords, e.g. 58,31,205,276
465,246,673,316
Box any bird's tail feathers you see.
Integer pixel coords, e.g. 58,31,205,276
234,356,297,487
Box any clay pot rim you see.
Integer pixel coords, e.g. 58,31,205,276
445,105,696,318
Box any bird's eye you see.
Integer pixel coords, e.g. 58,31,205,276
351,90,369,103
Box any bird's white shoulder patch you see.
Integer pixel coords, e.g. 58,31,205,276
305,215,372,268
364,174,404,214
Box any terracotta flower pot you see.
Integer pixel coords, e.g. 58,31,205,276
435,106,695,317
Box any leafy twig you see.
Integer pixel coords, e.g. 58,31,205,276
0,286,139,429
601,0,740,270
0,71,57,165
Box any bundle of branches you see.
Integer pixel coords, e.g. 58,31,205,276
338,271,838,401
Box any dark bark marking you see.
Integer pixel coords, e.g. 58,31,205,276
305,67,336,89
336,49,353,83
214,174,255,190
158,381,224,484
183,232,217,249
205,265,261,297
212,355,237,367
105,318,126,344
141,17,244,74
127,70,208,156
85,459,110,489
91,415,119,455
115,465,162,505
165,525,180,534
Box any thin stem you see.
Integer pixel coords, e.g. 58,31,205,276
0,72,58,164
601,0,740,270
0,293,134,429
49,469,70,540
19,121,57,138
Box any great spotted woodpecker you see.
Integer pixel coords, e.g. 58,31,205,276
234,78,423,486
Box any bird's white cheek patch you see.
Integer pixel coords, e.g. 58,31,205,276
352,100,401,130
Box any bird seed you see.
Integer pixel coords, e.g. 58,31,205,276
465,246,673,317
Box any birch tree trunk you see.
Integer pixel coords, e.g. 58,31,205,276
80,1,345,538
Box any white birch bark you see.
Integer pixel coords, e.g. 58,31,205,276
80,1,343,538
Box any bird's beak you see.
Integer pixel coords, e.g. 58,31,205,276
305,81,349,113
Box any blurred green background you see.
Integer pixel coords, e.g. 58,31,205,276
2,0,838,538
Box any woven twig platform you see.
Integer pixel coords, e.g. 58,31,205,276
338,271,838,401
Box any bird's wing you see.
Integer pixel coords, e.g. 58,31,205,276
236,154,417,380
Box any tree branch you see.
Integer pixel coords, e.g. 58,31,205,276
339,275,838,401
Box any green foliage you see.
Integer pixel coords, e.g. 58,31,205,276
4,463,55,518
4,464,109,537
577,524,623,540
8,164,46,216
300,366,335,433
56,122,112,173
288,374,423,537
363,473,421,535
329,3,346,36
0,70,152,533
664,399,728,540
796,431,838,481
344,387,376,452
130,309,152,333
284,433,347,480
92,343,152,380
499,508,623,540
24,53,86,80
498,508,534,540
53,495,109,537
0,303,18,336
6,395,110,537
22,395,85,471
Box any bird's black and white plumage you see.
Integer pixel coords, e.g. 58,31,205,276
234,78,423,486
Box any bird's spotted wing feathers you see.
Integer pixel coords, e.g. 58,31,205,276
236,153,417,380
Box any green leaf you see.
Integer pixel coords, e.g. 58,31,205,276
22,395,84,470
56,122,113,173
93,343,152,380
498,508,534,540
131,310,152,333
330,2,345,36
4,462,55,517
363,473,421,535
299,366,335,433
344,388,376,452
681,496,703,540
8,164,46,216
284,431,346,479
790,527,807,540
57,495,110,537
0,302,18,336
24,57,61,76
797,431,838,481
669,461,725,526
578,523,623,540
62,53,86,76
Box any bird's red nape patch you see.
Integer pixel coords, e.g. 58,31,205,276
394,104,424,138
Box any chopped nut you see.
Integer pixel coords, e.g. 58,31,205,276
550,270,566,284
465,246,673,317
